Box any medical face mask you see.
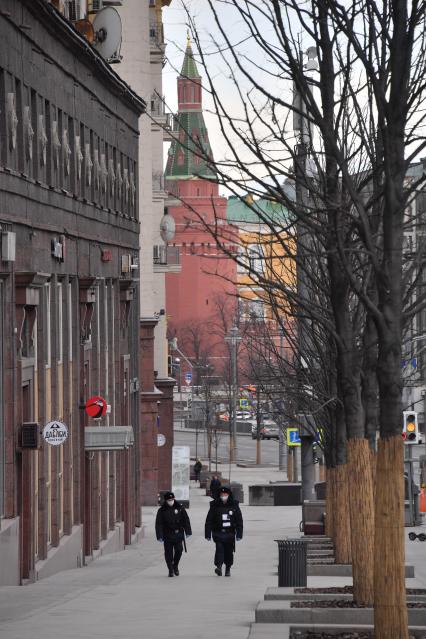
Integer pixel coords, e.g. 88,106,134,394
166,499,175,507
220,495,229,503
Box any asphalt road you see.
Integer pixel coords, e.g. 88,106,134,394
174,427,288,467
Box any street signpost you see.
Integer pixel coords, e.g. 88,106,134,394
287,427,301,447
43,421,68,446
184,371,192,386
85,395,107,419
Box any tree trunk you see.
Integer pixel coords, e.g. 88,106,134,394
256,437,261,465
374,436,408,639
325,466,335,539
370,447,377,502
347,438,374,605
334,463,351,564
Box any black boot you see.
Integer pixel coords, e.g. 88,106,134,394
225,566,231,577
173,564,179,576
214,565,222,576
167,564,174,577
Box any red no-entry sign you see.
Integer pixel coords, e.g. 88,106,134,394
85,396,107,419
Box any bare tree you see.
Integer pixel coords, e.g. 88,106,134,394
160,1,426,634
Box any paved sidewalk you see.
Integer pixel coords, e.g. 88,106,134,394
1,464,426,639
0,466,292,639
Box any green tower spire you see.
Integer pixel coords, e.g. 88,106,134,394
165,36,215,181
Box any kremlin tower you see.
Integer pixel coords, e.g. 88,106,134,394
165,38,237,372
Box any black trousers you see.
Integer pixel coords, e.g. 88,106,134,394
213,532,234,568
164,538,183,567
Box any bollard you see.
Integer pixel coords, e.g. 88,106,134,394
275,538,307,587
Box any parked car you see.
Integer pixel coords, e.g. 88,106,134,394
259,424,280,440
251,421,280,440
236,411,251,420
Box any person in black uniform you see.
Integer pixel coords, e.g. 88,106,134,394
205,485,243,577
193,459,202,484
155,491,192,577
209,474,221,499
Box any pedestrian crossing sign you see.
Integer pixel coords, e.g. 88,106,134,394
239,398,249,408
287,427,301,447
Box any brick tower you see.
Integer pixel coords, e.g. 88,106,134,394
165,38,236,375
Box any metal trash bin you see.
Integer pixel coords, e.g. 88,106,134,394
275,538,307,587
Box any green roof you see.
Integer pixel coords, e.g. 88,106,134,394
226,196,289,225
165,108,215,180
180,41,200,79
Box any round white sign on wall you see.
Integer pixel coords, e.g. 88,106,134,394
157,433,166,447
43,421,68,446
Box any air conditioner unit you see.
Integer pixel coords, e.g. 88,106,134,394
2,231,16,262
64,0,81,20
21,423,41,449
89,0,103,12
121,254,131,274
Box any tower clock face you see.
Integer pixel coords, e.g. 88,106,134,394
160,212,176,242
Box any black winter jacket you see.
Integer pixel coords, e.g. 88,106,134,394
205,495,243,540
155,502,192,541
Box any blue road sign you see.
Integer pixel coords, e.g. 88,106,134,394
184,371,192,385
287,428,301,447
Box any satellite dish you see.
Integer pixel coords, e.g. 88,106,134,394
160,211,176,242
93,7,122,63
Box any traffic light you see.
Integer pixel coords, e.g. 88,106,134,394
403,411,419,443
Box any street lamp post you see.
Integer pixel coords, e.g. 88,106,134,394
225,326,241,464
293,48,318,486
170,340,194,430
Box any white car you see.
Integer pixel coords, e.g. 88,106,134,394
236,411,251,420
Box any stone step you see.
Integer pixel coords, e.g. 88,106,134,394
248,623,426,639
306,544,334,550
255,600,426,625
307,563,415,577
264,587,426,603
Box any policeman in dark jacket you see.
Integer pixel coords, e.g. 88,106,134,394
209,474,221,499
193,459,202,484
205,485,243,577
155,491,192,577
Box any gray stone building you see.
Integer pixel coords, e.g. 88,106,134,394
0,0,145,584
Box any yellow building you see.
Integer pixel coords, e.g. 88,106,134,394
226,195,295,325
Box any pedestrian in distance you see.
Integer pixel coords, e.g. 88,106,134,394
155,491,192,577
193,458,202,484
205,485,243,577
209,474,221,499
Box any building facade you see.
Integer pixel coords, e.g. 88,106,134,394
0,0,144,584
116,0,176,503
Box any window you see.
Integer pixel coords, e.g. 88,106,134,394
248,243,264,273
238,297,265,322
57,283,63,364
237,247,248,273
248,299,265,321
68,282,73,363
45,283,51,367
